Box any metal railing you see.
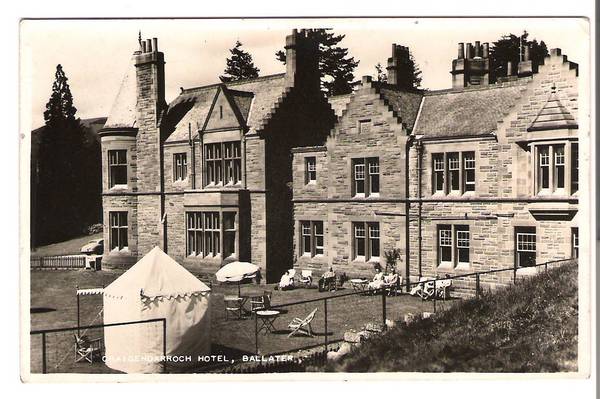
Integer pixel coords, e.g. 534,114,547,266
31,255,86,270
30,318,167,374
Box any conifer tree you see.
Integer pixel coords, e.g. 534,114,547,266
220,41,260,82
489,31,548,82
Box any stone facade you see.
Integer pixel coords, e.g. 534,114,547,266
292,45,580,294
99,31,335,282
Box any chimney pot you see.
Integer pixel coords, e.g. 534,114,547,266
482,43,489,58
141,41,147,53
524,45,530,61
458,43,465,59
466,43,474,59
152,38,158,53
146,39,152,53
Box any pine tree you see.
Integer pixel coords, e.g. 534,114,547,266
489,31,548,82
276,29,360,97
375,51,422,90
219,41,260,82
33,64,99,245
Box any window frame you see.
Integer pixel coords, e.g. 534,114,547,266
108,149,128,188
186,211,236,259
173,152,188,182
534,142,577,196
109,211,128,251
437,224,470,268
432,151,475,195
352,157,380,198
299,220,324,258
204,141,241,187
515,227,537,268
571,227,579,258
305,156,317,184
352,221,380,262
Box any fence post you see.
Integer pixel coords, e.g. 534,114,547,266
475,273,480,300
324,298,328,352
545,262,548,272
254,310,258,355
513,263,517,284
42,332,47,374
381,287,387,329
162,318,167,374
40,257,44,268
76,286,80,334
433,279,436,313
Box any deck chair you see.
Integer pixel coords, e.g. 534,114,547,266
288,308,318,337
287,269,297,287
419,280,436,300
225,296,244,320
74,334,103,363
299,270,313,287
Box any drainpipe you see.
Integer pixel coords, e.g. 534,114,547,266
416,139,423,279
404,137,412,291
189,123,197,190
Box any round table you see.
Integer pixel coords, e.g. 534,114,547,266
350,279,369,292
256,310,280,334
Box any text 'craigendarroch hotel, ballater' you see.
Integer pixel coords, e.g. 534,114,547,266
99,30,580,292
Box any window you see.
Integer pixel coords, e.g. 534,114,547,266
463,152,476,192
516,227,536,267
223,212,236,259
300,221,324,257
205,141,241,186
438,225,452,263
448,153,460,192
352,222,380,261
554,145,565,189
174,153,187,181
536,144,574,194
186,212,226,257
109,212,128,250
571,143,579,193
437,224,469,266
352,157,379,197
305,157,316,184
433,154,445,193
572,228,579,258
108,150,127,188
432,152,475,194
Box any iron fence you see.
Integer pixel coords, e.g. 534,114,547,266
31,255,86,270
30,318,166,374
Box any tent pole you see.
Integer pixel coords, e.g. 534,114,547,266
76,285,80,334
238,282,241,297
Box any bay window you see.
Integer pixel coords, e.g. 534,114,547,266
109,211,128,251
534,142,577,195
186,211,236,258
108,150,127,188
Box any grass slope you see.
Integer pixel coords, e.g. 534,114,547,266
31,232,103,257
322,261,578,372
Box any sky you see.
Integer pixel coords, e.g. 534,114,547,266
20,17,589,130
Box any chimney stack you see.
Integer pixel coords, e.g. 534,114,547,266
386,44,412,89
284,29,320,91
451,40,490,88
518,44,533,77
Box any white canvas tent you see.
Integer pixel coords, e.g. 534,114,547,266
103,246,211,373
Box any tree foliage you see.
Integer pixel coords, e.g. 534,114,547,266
276,29,360,96
220,41,260,82
489,31,548,82
32,64,102,246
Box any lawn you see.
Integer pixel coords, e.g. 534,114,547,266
318,260,579,372
31,233,103,257
30,269,433,374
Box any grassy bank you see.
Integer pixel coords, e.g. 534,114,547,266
320,261,578,372
31,233,103,257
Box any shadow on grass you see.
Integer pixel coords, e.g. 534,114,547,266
31,307,56,314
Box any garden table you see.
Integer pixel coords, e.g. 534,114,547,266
350,278,369,292
256,310,280,334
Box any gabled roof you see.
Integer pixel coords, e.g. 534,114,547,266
413,81,528,138
527,89,578,131
103,52,138,130
164,73,286,143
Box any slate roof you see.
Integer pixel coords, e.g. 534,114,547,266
376,84,423,131
164,73,286,143
527,90,578,131
413,81,529,138
103,52,138,130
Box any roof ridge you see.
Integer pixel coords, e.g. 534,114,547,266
424,80,529,96
181,73,285,94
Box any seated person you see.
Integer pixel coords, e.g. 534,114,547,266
318,267,337,292
384,267,399,288
278,270,293,290
368,265,385,290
